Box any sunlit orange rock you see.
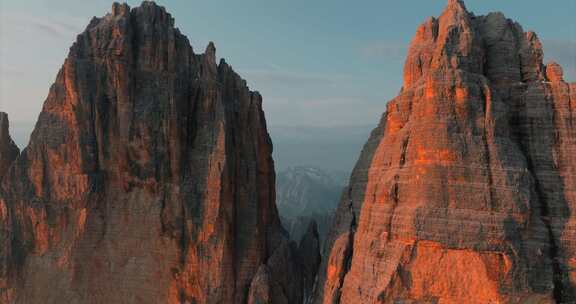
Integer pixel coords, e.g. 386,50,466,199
0,2,308,303
546,62,565,83
314,0,576,303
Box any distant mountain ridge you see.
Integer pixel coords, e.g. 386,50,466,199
277,166,343,218
276,166,343,245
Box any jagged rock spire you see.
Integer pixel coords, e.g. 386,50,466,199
440,0,471,24
446,0,468,11
200,41,218,77
111,2,130,16
403,0,482,88
0,112,19,181
546,62,564,82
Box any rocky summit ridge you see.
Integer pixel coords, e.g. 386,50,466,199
313,0,576,303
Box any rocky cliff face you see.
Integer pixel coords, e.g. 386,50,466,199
0,2,306,303
314,0,576,303
0,112,19,302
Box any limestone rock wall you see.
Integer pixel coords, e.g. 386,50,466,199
0,2,308,303
314,1,576,303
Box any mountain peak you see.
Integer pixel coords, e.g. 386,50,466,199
403,0,480,88
205,41,217,61
0,112,14,148
440,0,471,23
0,112,19,180
111,2,130,16
0,112,9,137
440,0,471,24
136,0,168,15
446,0,468,12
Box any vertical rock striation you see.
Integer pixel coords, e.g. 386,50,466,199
0,2,306,303
0,112,19,303
314,0,576,303
298,221,321,303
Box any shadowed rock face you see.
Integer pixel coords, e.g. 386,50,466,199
0,112,19,302
0,2,305,303
314,1,576,303
0,113,19,181
298,221,321,303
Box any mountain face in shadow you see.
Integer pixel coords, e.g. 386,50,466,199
0,113,19,181
314,0,576,303
0,2,316,303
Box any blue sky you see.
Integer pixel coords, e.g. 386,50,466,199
1,0,575,130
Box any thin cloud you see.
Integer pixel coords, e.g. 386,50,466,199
33,19,83,38
244,70,334,86
3,12,84,40
359,42,407,59
34,23,68,38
